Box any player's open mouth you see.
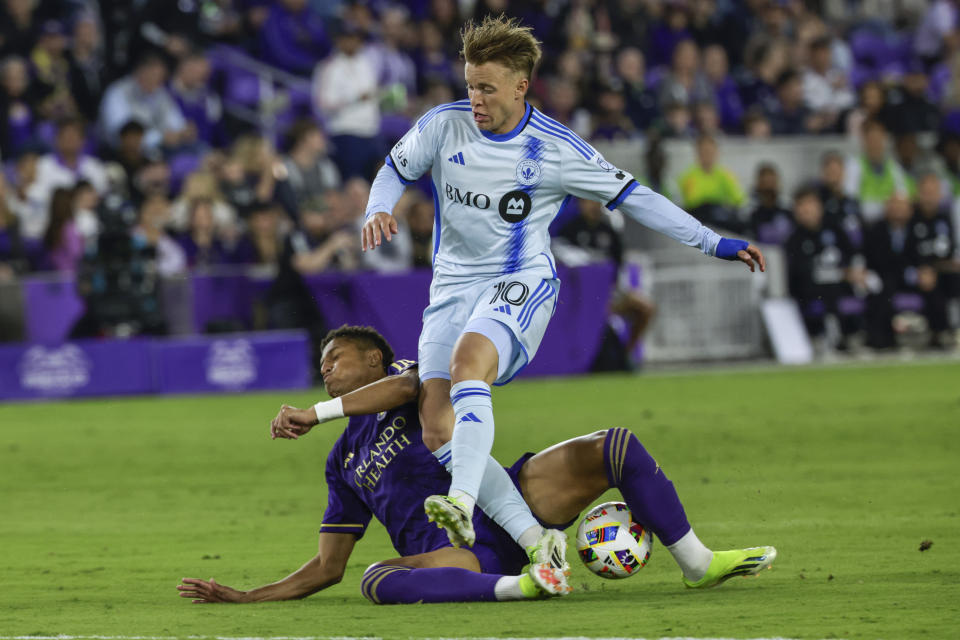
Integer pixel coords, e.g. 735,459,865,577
473,112,488,123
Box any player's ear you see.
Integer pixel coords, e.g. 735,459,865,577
368,349,383,370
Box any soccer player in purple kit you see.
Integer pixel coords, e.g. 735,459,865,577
177,326,776,605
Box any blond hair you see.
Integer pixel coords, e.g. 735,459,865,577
460,14,542,80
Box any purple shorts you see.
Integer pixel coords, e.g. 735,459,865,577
470,453,580,575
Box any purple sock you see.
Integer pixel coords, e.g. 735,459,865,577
361,564,502,604
604,427,691,546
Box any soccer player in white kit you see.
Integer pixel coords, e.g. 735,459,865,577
360,16,765,591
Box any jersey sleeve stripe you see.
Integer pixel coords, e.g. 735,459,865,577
527,119,592,159
385,154,415,184
530,113,597,157
606,179,640,211
416,99,470,128
533,112,597,151
418,104,472,131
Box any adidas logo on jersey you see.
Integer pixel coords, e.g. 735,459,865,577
494,305,512,316
457,412,482,423
447,152,465,165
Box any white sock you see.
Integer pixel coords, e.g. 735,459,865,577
449,488,476,514
449,381,495,517
666,528,714,582
493,575,528,601
517,524,544,549
433,442,541,543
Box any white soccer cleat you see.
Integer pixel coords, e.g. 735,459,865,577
424,494,476,547
526,528,571,591
527,561,572,597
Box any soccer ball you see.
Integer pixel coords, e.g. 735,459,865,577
575,501,652,579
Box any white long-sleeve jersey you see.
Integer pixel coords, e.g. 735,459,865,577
369,100,720,279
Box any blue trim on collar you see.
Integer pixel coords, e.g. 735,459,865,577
480,103,532,142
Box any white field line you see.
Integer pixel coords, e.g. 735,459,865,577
0,636,821,640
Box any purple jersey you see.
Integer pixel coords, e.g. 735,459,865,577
319,360,529,574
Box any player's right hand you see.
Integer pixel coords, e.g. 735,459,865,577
361,211,398,251
270,404,319,440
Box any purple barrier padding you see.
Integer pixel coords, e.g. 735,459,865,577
304,270,432,363
22,275,86,342
521,262,616,378
152,331,310,394
191,272,272,331
0,339,153,401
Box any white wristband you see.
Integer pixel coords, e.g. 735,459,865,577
313,397,344,423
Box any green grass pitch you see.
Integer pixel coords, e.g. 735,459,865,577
1,360,959,639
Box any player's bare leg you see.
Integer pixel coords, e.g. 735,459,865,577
419,377,454,452
519,429,776,588
360,546,568,604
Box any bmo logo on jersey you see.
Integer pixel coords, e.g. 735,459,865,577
444,182,491,209
499,190,532,223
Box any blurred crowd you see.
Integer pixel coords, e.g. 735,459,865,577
0,0,959,351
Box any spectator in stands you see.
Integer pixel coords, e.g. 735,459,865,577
6,151,44,242
66,13,105,123
844,118,910,223
33,117,108,211
107,120,149,191
617,47,659,131
646,2,692,69
413,18,459,92
275,119,341,221
883,62,941,134
170,170,237,242
818,150,866,249
99,54,189,152
911,172,959,346
175,198,230,269
542,76,591,135
590,85,635,141
133,193,187,277
863,194,922,349
218,135,277,216
553,198,655,372
0,174,28,280
259,0,331,76
313,21,381,180
405,194,434,269
0,55,38,154
802,36,855,132
893,132,927,197
785,184,865,352
71,179,100,241
0,0,38,58
230,201,282,267
130,157,172,206
658,39,711,112
677,134,746,233
749,163,794,246
937,130,960,199
702,44,743,132
845,80,886,141
30,20,74,121
659,100,695,138
738,39,787,116
742,106,772,139
365,5,417,98
170,51,224,148
692,100,721,136
615,47,658,133
767,68,828,135
42,186,84,273
914,0,959,69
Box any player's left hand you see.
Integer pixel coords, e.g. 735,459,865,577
177,577,247,603
736,244,766,273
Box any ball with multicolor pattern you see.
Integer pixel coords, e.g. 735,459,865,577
575,501,653,579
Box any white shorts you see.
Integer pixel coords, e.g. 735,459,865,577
418,271,561,385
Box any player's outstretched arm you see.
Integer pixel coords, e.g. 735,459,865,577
177,533,356,603
270,367,420,439
361,163,406,251
714,238,766,273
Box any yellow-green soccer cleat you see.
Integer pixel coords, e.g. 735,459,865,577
683,546,778,589
424,494,476,547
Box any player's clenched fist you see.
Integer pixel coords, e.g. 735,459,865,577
361,211,398,251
